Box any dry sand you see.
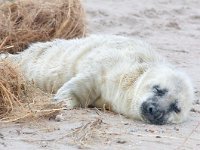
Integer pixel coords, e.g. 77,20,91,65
0,0,200,149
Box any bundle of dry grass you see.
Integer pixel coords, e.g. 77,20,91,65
0,61,63,122
0,61,25,118
0,0,85,53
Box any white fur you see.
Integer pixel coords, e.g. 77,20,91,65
2,35,194,124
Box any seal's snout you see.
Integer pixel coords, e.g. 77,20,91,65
141,101,166,125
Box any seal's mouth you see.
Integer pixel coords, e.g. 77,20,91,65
141,114,167,125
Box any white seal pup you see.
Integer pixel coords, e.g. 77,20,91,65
1,35,194,125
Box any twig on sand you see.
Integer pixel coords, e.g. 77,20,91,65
0,37,9,50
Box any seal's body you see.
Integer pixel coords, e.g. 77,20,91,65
3,35,194,125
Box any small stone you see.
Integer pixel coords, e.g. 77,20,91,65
55,114,64,122
155,136,161,138
116,139,127,144
145,129,155,133
174,127,179,131
0,133,4,139
41,141,48,148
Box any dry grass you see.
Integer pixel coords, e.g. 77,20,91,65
71,118,103,144
0,60,63,122
66,118,104,148
0,60,25,118
0,0,85,121
0,0,85,53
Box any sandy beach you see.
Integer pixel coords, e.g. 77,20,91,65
0,0,200,149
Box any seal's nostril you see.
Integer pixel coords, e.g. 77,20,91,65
149,107,153,113
147,105,155,115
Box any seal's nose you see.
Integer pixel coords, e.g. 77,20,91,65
141,101,165,125
147,104,156,115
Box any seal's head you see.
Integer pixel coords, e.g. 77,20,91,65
132,65,194,125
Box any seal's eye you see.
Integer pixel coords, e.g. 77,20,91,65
153,85,168,97
169,102,181,113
